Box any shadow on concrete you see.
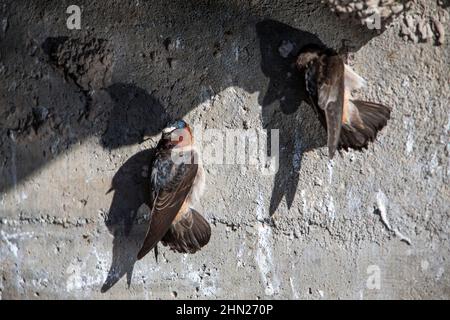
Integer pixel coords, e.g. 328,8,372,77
100,149,155,293
101,83,170,149
256,19,327,215
255,18,376,215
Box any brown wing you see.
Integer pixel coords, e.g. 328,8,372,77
339,100,391,150
161,208,211,254
317,55,345,158
137,151,198,260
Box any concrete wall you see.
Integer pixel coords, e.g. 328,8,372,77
0,0,449,299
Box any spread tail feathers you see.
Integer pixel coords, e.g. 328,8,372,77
339,100,391,150
161,209,211,254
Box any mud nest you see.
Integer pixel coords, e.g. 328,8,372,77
323,0,411,30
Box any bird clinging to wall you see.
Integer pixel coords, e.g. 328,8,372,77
296,44,391,158
137,120,210,260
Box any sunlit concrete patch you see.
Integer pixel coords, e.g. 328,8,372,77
255,191,280,296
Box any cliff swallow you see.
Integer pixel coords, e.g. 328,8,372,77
137,120,210,260
296,44,391,158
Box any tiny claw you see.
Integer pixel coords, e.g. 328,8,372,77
154,244,159,263
105,186,114,195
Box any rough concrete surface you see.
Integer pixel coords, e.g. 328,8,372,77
0,0,449,299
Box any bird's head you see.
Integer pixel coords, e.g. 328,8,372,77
161,119,193,147
296,44,323,71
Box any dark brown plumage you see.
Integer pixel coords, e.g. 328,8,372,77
161,208,211,254
296,44,391,158
137,120,210,260
339,100,391,150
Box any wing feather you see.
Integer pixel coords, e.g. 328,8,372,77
317,55,345,158
137,149,198,260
